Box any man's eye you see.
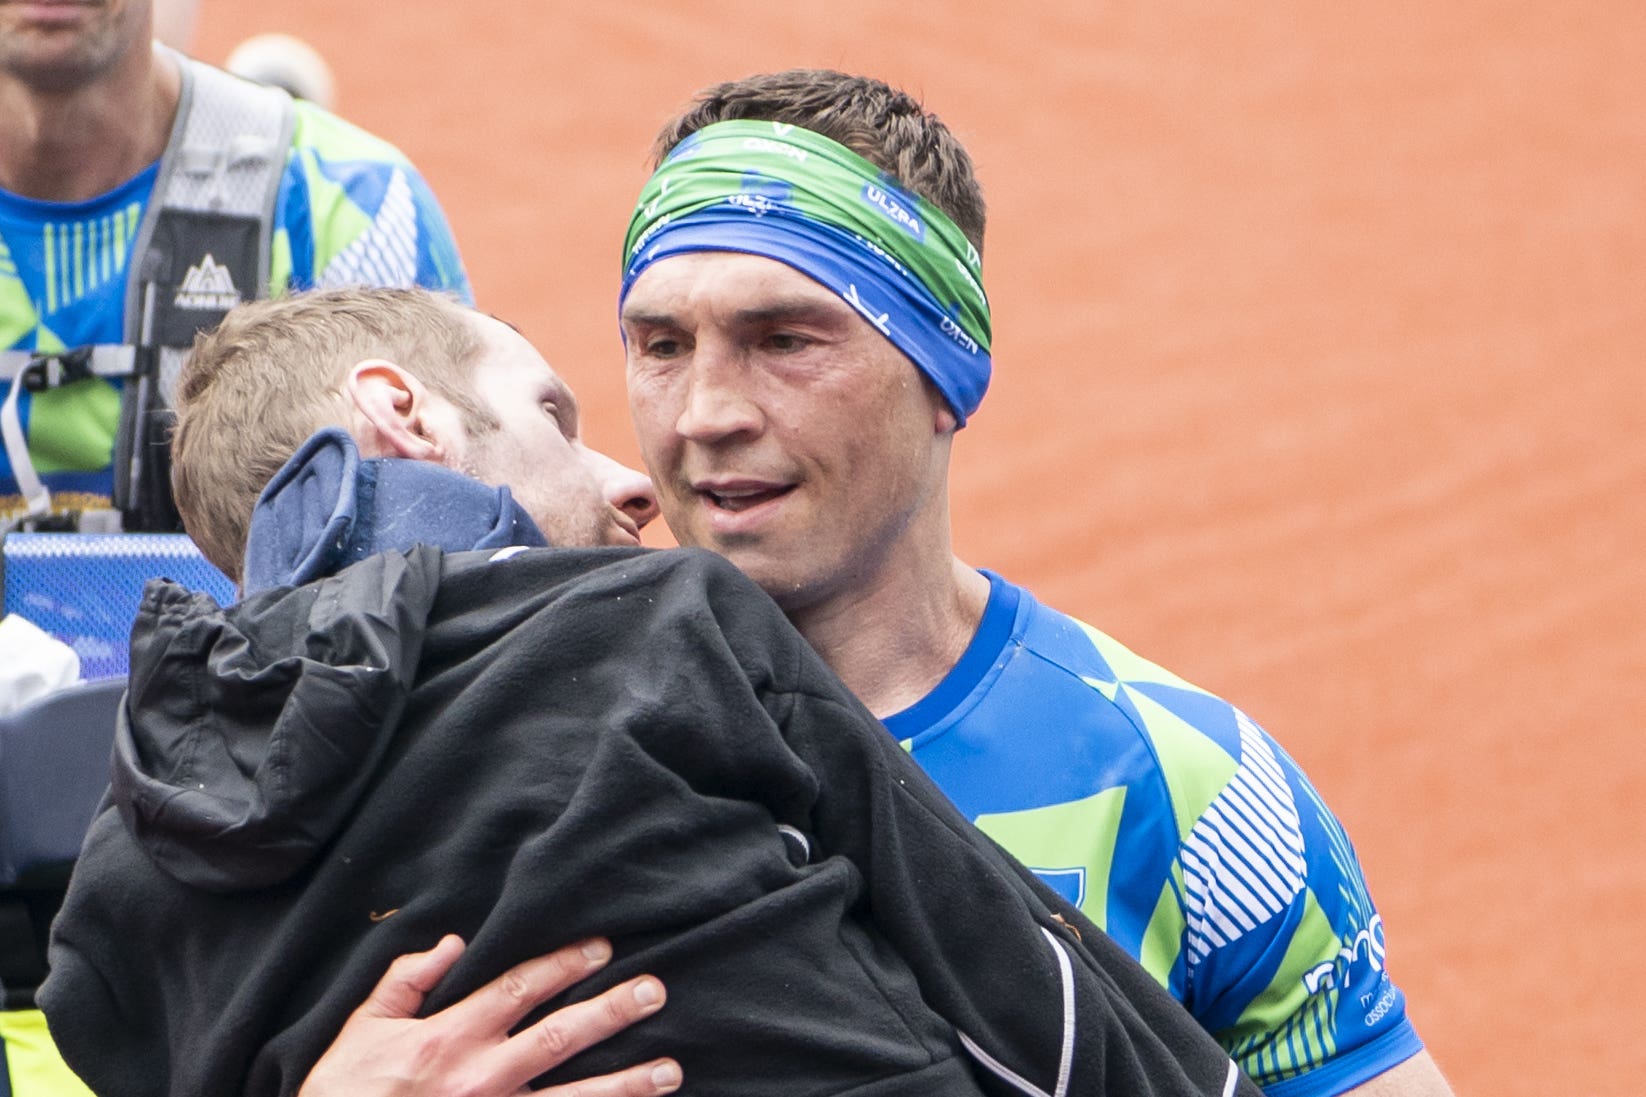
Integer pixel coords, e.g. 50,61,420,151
540,402,573,436
644,336,682,358
766,332,807,352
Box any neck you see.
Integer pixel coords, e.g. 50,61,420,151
789,551,990,720
0,44,180,201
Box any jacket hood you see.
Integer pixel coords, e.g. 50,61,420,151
113,547,446,892
107,431,552,891
241,427,548,596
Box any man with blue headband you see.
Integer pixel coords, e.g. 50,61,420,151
611,71,1452,1097
298,72,1455,1097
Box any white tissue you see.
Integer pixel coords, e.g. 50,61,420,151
0,612,82,716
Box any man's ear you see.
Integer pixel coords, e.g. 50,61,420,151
916,371,961,436
931,389,960,436
344,359,446,461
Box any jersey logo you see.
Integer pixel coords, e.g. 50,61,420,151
1301,913,1387,995
1031,867,1088,909
173,254,243,312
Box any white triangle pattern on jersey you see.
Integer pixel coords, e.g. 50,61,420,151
1181,711,1308,968
319,168,418,289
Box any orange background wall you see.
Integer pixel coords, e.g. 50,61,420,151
193,4,1646,1093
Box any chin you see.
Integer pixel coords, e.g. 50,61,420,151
721,553,810,608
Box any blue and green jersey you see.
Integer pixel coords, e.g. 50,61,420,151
885,571,1423,1096
0,96,472,517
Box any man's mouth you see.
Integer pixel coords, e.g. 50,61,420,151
1,0,98,20
700,483,794,513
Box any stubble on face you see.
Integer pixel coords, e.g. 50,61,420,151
624,253,952,618
0,0,140,93
453,315,645,551
457,431,630,551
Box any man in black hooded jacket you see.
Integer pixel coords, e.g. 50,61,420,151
40,289,1260,1097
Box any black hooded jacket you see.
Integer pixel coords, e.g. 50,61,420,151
41,446,1256,1097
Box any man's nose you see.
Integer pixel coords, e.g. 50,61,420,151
674,344,761,443
590,450,660,530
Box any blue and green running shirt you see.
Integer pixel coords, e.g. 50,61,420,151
884,571,1424,1096
0,95,472,518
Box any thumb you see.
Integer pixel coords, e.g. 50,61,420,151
355,934,467,1020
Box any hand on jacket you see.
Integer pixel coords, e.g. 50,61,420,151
299,934,680,1097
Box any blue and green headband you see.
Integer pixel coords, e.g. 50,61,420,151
620,120,992,424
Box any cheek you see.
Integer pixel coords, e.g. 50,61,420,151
652,480,697,525
840,413,931,494
522,470,603,534
626,392,677,455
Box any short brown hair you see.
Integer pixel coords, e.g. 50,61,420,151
172,287,492,582
650,69,987,254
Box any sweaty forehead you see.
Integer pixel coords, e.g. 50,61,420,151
620,251,839,322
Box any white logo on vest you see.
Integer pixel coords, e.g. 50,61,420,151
173,255,243,311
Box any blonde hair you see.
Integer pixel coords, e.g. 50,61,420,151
172,287,493,581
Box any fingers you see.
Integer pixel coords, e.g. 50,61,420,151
302,940,670,1097
356,933,467,1020
539,1057,682,1097
442,938,617,1037
482,974,670,1094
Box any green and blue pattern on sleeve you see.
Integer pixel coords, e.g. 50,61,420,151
883,571,1424,1095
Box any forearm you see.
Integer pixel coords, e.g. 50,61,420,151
1336,1051,1454,1097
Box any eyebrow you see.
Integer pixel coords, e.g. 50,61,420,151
732,300,843,327
617,306,672,329
619,296,844,329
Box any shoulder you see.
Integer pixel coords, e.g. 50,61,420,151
177,58,409,171
930,584,1257,861
286,99,415,167
1016,592,1208,706
271,100,470,299
1013,591,1253,795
